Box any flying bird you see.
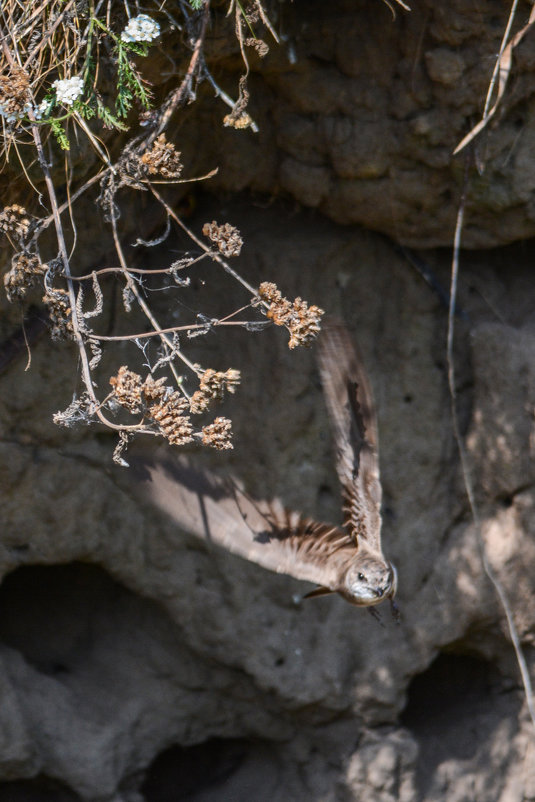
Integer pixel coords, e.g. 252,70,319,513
128,322,397,610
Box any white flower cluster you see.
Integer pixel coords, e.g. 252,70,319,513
0,98,52,124
52,76,84,106
121,14,160,43
0,101,32,124
33,99,53,120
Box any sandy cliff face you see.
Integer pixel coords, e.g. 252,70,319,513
1,1,535,799
177,0,535,249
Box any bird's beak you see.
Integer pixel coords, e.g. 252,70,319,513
373,563,398,599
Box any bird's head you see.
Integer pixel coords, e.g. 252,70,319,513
339,552,397,607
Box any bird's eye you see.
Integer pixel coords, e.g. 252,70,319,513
358,572,366,582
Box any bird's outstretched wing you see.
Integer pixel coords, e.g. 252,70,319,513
316,321,383,552
121,321,389,602
127,455,357,591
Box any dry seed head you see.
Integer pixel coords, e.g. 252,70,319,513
216,368,241,393
256,282,289,318
42,287,74,340
150,393,194,445
245,37,269,57
142,374,168,401
223,111,254,130
257,282,324,348
242,3,260,23
202,221,243,258
4,252,47,301
286,298,324,348
141,134,183,178
189,391,210,414
202,417,234,450
0,66,31,118
222,76,252,130
190,368,241,413
110,366,144,413
0,205,31,239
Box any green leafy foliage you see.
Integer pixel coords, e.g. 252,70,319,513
115,40,152,118
96,99,129,131
75,101,96,120
49,118,70,150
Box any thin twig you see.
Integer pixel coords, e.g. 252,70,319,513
153,0,210,138
482,0,520,120
454,3,535,156
137,167,219,185
68,253,208,280
22,313,32,371
90,319,270,341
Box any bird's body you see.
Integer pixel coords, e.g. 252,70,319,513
128,322,397,609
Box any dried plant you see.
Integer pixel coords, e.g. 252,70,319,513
42,287,74,341
0,0,324,464
106,367,238,450
4,252,47,301
201,417,233,450
140,134,183,178
256,282,324,349
0,205,31,241
190,369,241,413
109,367,146,414
149,393,194,446
202,221,243,258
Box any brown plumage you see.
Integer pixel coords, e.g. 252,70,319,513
128,321,397,608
